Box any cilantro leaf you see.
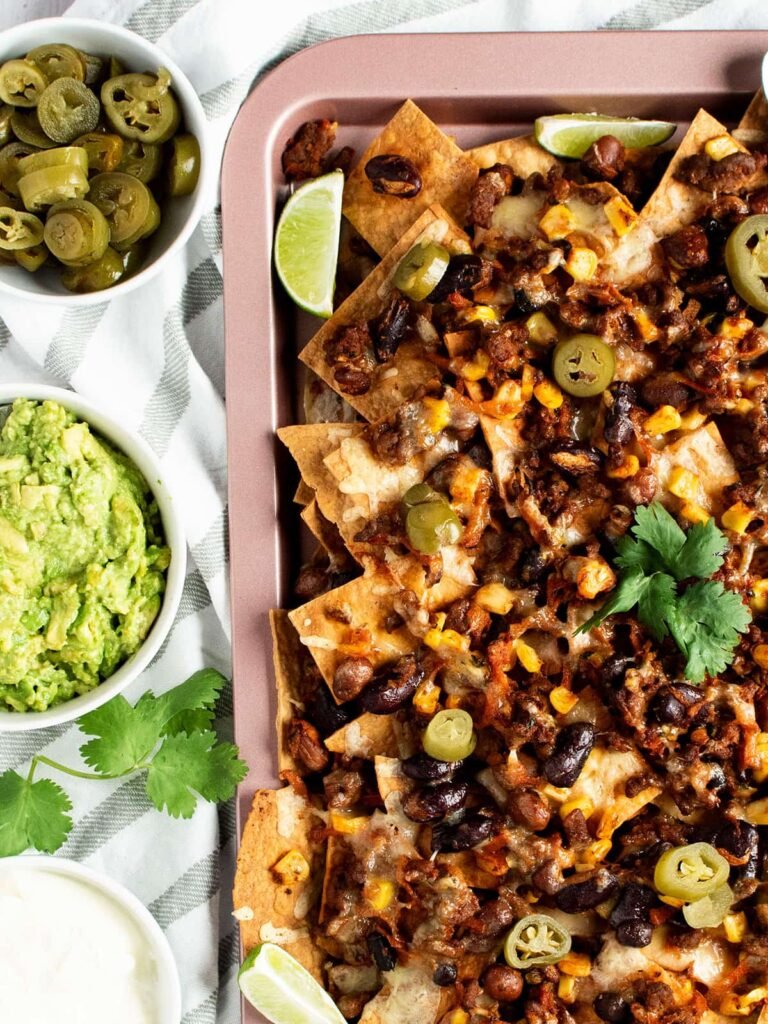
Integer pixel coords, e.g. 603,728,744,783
615,535,665,575
637,572,677,642
0,770,72,856
576,567,651,634
670,518,726,581
667,580,751,682
153,668,227,737
631,503,687,568
145,731,248,819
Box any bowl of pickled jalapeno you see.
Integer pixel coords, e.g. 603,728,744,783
0,17,208,301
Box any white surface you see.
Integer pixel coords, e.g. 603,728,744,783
0,384,186,731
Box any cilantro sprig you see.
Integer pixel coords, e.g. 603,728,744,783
577,503,751,682
0,669,248,857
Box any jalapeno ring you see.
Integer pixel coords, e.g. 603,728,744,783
504,915,572,969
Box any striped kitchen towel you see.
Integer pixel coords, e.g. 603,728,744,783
0,0,766,1022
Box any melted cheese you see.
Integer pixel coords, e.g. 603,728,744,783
359,964,442,1024
490,193,545,240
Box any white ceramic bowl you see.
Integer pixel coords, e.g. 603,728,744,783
0,855,182,1022
0,384,186,731
0,17,210,305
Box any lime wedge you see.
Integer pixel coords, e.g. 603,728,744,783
534,114,676,159
238,943,346,1024
273,169,343,318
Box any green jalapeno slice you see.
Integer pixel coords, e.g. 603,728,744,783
0,105,13,147
552,334,616,398
18,164,89,212
73,131,125,174
402,483,463,555
0,59,48,108
504,915,572,969
0,141,41,196
402,482,440,509
18,145,89,177
87,171,160,249
15,243,48,272
120,240,147,277
78,51,105,86
394,240,450,302
10,109,56,149
27,44,86,83
423,709,476,761
37,77,100,144
60,245,124,293
725,215,768,313
44,198,110,266
166,133,200,197
682,882,734,929
101,67,180,144
118,139,162,183
0,207,44,249
654,842,730,902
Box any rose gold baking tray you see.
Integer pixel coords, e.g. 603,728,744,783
222,27,768,1016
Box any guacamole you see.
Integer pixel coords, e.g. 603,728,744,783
0,398,170,713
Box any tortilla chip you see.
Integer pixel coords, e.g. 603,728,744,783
360,963,445,1024
270,610,304,773
301,499,357,571
293,479,314,505
343,100,478,256
304,369,359,425
640,109,764,238
233,788,324,979
325,712,402,759
438,851,501,890
739,90,768,133
288,568,416,695
467,134,560,177
654,422,739,515
300,204,468,423
480,413,525,517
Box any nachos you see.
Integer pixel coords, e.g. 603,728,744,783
235,96,768,1024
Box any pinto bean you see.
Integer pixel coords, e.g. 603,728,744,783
508,789,551,831
333,656,374,702
661,225,709,269
582,135,625,181
365,154,422,198
483,965,523,1002
286,718,329,773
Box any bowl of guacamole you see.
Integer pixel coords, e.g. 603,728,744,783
0,386,186,730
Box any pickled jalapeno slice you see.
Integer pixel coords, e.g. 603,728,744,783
552,334,616,398
654,843,730,902
682,883,734,929
73,131,125,174
118,139,162,183
79,51,105,87
18,146,89,177
44,198,110,266
504,915,572,969
402,482,441,509
87,171,159,249
18,164,89,211
0,207,44,249
167,133,200,196
0,60,48,108
27,44,86,83
101,68,180,144
60,245,124,293
405,496,462,555
10,109,56,149
37,77,100,144
0,105,13,147
394,240,450,302
15,242,48,272
0,141,41,196
423,709,476,761
725,215,768,313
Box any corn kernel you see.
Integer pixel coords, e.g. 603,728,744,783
459,350,490,382
330,812,369,834
752,580,768,613
724,911,747,944
521,363,536,401
533,379,564,410
660,895,686,909
722,501,755,535
705,134,741,161
445,694,463,709
668,465,700,502
542,784,570,804
560,796,594,820
735,397,755,415
680,502,710,525
459,304,500,326
604,193,638,236
447,1011,469,1024
645,405,682,435
565,246,598,282
679,406,708,431
272,849,310,885
475,582,515,616
483,379,524,418
754,646,768,671
539,203,575,240
526,311,559,346
550,685,579,714
577,559,616,601
364,878,395,911
606,454,640,479
559,952,591,978
514,638,542,673
413,677,440,716
587,838,613,862
720,988,768,1016
558,976,578,1003
754,732,768,780
633,308,660,341
424,627,470,653
420,397,451,434
745,797,768,825
720,315,754,339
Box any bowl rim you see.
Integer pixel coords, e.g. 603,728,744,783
0,16,212,306
0,854,182,1021
0,383,186,732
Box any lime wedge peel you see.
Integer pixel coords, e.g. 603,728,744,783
273,169,344,319
534,114,677,159
238,943,346,1024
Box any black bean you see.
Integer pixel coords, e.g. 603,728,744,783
604,382,637,446
304,684,351,736
402,780,468,823
555,869,618,913
718,820,759,881
519,548,547,585
616,919,653,947
706,762,728,791
367,932,396,971
372,292,410,362
427,254,485,302
402,753,459,783
431,808,499,852
670,682,703,705
365,154,422,198
651,687,687,726
594,993,630,1023
600,654,634,690
433,963,457,987
513,288,538,314
359,655,424,714
543,722,595,787
610,883,655,928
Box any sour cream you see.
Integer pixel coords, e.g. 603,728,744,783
0,863,164,1024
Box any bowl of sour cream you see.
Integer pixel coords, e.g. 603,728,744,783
0,856,181,1023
